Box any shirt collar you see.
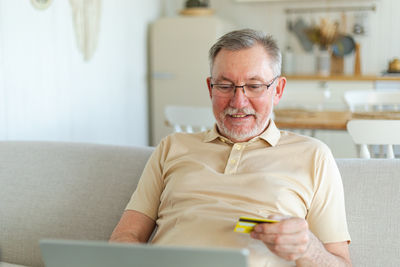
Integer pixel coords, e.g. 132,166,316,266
203,120,281,147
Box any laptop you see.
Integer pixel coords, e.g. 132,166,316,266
40,239,249,267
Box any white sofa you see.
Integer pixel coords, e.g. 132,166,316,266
0,141,399,267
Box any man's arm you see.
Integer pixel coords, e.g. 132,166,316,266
296,232,351,266
109,210,156,243
250,217,352,266
299,239,351,266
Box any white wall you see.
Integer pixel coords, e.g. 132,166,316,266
0,0,160,146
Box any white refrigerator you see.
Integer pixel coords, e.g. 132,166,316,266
149,16,233,145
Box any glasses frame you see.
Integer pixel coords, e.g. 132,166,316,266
210,76,280,98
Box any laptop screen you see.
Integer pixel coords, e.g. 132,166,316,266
40,239,249,267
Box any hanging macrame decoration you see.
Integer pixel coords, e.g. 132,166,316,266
69,0,102,61
31,0,53,10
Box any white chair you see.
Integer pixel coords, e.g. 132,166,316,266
344,90,400,112
347,119,400,158
164,105,215,133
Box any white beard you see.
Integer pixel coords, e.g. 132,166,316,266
216,105,274,142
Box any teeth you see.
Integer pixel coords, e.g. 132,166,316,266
231,114,247,118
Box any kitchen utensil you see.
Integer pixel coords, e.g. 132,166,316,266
332,13,355,57
331,13,349,75
354,42,361,75
332,35,355,57
353,12,367,36
292,18,314,52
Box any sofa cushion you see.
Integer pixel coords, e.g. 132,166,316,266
0,142,153,267
336,159,400,267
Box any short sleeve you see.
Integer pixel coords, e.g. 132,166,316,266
306,147,351,243
125,139,166,220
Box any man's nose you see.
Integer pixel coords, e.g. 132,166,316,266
230,86,249,108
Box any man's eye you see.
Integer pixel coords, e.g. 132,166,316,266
247,84,263,90
218,85,234,90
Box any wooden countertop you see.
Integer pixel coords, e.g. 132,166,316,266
274,109,400,130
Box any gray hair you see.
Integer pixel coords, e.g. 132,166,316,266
208,29,282,77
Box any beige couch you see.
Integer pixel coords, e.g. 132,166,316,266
0,141,399,267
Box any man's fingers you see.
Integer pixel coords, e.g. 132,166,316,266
251,229,312,262
251,230,309,246
253,217,308,235
250,217,312,261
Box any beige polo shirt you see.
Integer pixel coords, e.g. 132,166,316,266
126,120,350,267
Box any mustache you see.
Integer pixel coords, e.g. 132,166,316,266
223,107,256,116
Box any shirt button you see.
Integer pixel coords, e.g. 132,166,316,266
235,145,242,150
230,159,236,164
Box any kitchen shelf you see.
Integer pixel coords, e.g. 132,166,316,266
284,74,400,81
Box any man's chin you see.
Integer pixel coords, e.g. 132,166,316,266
217,118,270,142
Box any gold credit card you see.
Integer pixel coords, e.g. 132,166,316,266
234,216,280,234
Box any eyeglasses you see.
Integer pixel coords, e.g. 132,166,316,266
210,76,279,98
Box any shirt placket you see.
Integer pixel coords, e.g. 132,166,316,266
224,143,246,175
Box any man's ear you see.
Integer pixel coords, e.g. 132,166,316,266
206,77,213,99
273,77,286,105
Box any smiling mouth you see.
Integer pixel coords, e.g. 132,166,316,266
224,108,256,119
229,114,253,118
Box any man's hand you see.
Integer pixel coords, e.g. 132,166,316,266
250,216,311,261
250,215,352,266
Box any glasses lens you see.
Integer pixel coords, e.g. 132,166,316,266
244,85,265,98
212,85,234,97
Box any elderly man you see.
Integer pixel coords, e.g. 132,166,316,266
110,29,351,267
